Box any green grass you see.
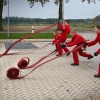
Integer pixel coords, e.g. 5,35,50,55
0,33,72,39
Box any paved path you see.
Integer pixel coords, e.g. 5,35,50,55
0,37,100,100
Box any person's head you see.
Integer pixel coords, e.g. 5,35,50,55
94,26,100,34
64,20,70,25
70,29,77,37
53,29,57,35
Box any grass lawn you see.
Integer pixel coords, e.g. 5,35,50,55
0,33,72,39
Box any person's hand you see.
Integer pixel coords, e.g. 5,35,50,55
58,19,63,23
60,43,66,47
50,42,53,45
94,52,98,56
83,42,88,46
54,29,57,33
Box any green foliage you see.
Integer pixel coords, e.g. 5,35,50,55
2,17,58,25
54,0,69,5
27,0,49,7
92,15,100,25
82,0,94,3
2,17,93,25
3,0,7,6
82,0,100,3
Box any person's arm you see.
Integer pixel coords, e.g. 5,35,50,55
58,22,65,31
52,34,60,44
88,35,98,46
66,38,73,44
98,48,100,54
67,37,80,47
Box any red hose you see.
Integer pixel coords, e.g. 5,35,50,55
5,43,51,56
0,22,58,57
7,44,83,79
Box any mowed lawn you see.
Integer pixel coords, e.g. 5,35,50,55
0,33,54,39
0,33,72,39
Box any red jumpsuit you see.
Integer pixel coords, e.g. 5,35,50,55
88,33,100,54
88,33,100,77
67,34,92,64
97,48,100,54
52,33,60,50
56,22,70,55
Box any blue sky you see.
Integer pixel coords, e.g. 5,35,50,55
2,0,100,19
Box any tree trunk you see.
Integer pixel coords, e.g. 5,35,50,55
57,0,62,30
0,0,3,31
58,0,63,21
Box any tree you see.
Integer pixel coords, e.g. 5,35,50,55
0,0,3,31
0,0,7,31
54,0,69,21
28,0,69,21
0,0,49,31
92,15,100,24
1,0,100,31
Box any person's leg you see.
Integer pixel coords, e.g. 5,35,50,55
63,47,69,53
71,47,80,65
63,47,70,56
56,41,62,56
55,43,58,51
79,48,93,59
94,63,100,78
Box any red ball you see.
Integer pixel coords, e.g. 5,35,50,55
7,67,19,79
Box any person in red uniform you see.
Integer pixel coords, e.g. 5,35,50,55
56,20,70,56
61,30,93,66
51,30,61,51
84,26,100,77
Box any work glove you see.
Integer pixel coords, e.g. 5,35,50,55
60,43,66,47
83,42,88,46
94,52,98,56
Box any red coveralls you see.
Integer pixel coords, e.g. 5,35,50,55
97,48,100,54
67,34,92,64
88,33,100,53
56,22,70,55
52,33,60,50
88,33,100,77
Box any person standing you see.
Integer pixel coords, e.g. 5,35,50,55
56,20,70,56
84,26,100,77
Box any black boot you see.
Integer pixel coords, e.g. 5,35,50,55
67,52,71,56
71,63,79,66
94,74,100,78
87,56,93,59
56,54,62,56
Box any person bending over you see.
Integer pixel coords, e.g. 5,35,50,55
61,30,93,66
